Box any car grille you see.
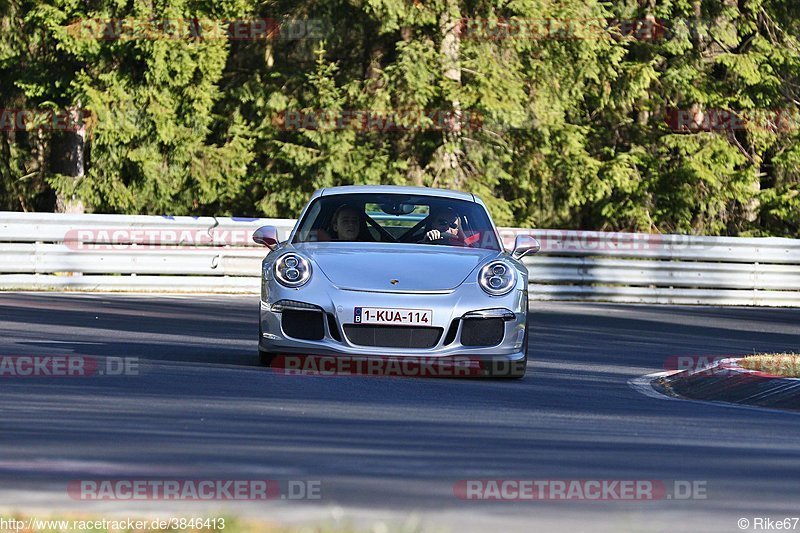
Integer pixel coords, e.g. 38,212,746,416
344,325,443,349
461,318,504,347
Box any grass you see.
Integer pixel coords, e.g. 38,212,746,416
738,353,800,378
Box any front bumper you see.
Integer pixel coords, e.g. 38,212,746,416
259,277,528,361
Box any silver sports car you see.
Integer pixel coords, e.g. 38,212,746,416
252,185,540,378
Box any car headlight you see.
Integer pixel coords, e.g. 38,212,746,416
478,261,516,296
274,253,312,287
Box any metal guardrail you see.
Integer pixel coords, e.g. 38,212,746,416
1,212,799,306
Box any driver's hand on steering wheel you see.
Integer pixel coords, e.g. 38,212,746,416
425,229,463,243
425,229,444,241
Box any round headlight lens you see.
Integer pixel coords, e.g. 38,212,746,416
274,254,311,287
479,261,516,296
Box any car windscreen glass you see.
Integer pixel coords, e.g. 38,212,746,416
292,193,501,251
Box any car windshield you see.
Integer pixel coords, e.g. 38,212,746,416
292,193,501,251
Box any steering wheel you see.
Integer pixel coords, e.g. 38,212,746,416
419,233,467,246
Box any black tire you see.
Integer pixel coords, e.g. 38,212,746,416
484,356,526,378
258,323,277,367
258,349,276,367
517,317,530,376
512,294,531,379
508,358,527,379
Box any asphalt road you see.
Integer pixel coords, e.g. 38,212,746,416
1,293,800,532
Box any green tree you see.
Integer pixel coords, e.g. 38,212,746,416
1,0,799,238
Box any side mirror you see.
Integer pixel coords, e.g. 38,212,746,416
253,225,279,249
512,234,540,259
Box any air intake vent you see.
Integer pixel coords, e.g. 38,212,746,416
443,319,460,345
282,309,325,340
461,318,504,347
344,325,442,348
327,313,342,342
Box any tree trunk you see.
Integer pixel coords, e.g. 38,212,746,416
429,1,466,190
53,106,86,214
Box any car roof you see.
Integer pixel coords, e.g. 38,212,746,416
315,185,478,203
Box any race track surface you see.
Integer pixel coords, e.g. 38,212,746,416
1,293,799,532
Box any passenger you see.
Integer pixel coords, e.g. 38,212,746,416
330,204,362,241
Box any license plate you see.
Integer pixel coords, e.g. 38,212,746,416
354,307,432,326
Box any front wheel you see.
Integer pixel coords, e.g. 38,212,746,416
514,320,529,378
508,298,531,379
258,323,277,367
258,349,276,367
482,357,526,378
495,355,527,379
507,356,527,379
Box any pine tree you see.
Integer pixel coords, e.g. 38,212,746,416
1,0,798,237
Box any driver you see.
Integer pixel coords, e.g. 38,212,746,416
424,207,464,242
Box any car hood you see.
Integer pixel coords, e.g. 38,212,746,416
292,243,500,292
